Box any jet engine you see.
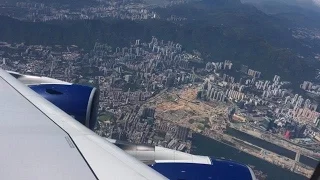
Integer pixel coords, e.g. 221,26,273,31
7,71,99,130
29,84,99,130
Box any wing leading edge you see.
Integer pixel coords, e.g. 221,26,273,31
0,68,167,180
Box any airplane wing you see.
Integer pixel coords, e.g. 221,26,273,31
0,68,167,180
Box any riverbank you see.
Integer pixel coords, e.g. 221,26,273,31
191,133,308,180
226,124,319,168
199,128,314,178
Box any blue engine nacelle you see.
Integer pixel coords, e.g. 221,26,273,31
29,84,99,130
150,158,256,180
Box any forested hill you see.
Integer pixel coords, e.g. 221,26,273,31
0,13,316,84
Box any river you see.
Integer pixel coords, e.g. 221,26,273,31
225,127,319,168
191,133,308,180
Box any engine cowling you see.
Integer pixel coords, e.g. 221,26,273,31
107,139,257,180
150,159,256,180
29,84,99,130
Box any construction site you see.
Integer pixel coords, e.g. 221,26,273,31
144,86,229,133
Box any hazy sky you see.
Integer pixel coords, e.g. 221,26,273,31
313,0,320,6
241,0,320,7
296,0,320,6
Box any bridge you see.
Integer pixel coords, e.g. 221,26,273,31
295,150,301,162
291,150,301,172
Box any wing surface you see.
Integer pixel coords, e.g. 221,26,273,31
0,68,167,180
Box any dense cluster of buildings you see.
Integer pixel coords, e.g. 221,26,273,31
292,28,320,41
300,81,320,100
0,0,196,22
198,59,320,147
240,64,261,78
2,0,159,21
92,37,200,150
0,36,200,151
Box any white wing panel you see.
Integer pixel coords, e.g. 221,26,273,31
0,76,97,180
0,68,167,180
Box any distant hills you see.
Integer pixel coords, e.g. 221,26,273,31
0,0,98,8
241,0,320,14
0,0,319,85
242,0,320,28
